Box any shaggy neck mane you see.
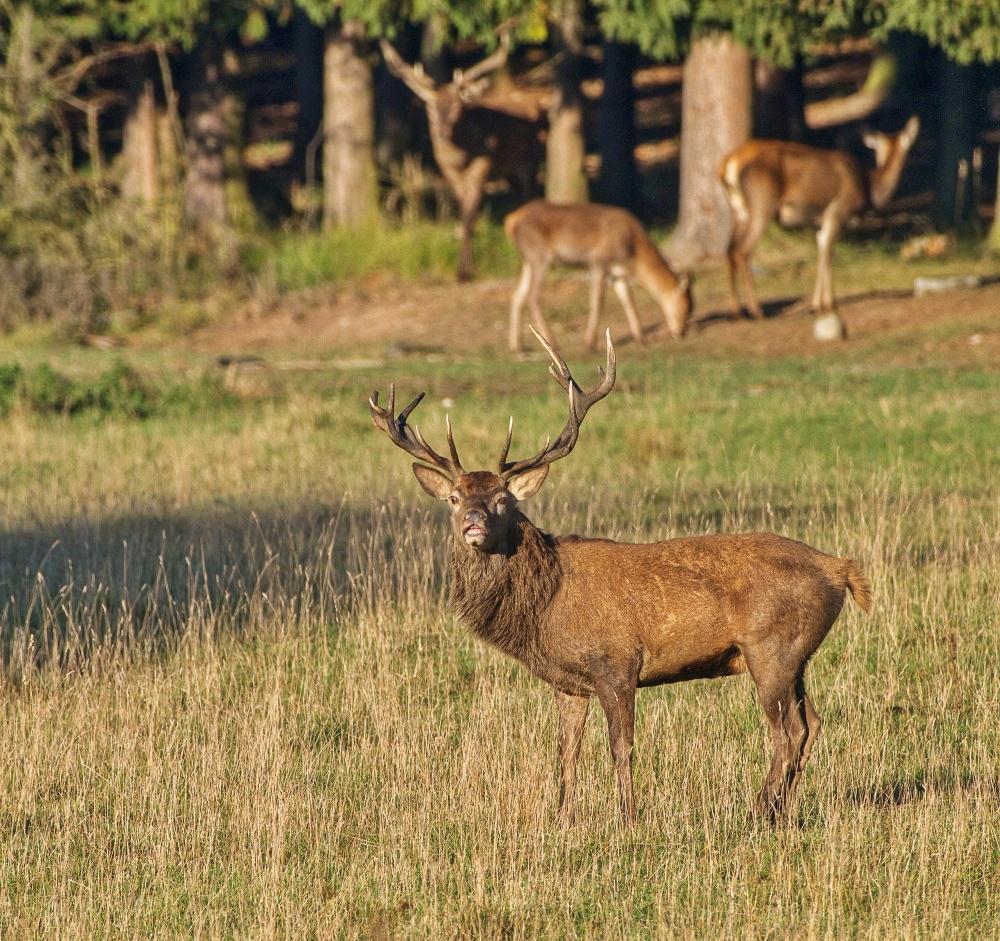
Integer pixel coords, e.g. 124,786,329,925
450,511,561,664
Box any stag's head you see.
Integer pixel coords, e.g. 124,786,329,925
662,272,693,340
862,115,920,170
370,329,616,554
381,35,511,136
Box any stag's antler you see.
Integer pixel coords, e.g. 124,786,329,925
455,29,511,86
370,386,464,478
380,39,436,102
498,327,616,478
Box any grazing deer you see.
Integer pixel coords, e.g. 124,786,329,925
504,200,693,353
381,36,544,281
369,328,871,826
720,116,920,320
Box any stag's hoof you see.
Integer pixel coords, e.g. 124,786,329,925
813,312,846,341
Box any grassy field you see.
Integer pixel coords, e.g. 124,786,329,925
0,328,997,936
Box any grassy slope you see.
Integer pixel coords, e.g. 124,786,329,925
0,342,997,937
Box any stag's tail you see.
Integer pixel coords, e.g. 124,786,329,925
841,559,872,613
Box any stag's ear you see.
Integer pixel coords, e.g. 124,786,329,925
860,128,881,151
412,463,453,499
508,464,549,500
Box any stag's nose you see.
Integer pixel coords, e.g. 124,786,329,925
461,509,489,547
462,509,487,529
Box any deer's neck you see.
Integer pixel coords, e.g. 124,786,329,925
631,224,679,300
867,151,908,211
450,512,560,665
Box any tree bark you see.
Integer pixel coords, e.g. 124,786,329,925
597,40,638,210
121,62,158,205
323,20,378,229
754,58,805,142
665,32,751,267
545,0,588,204
183,38,228,231
292,8,325,180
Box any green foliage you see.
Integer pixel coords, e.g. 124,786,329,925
875,0,1000,64
0,360,235,418
246,220,518,291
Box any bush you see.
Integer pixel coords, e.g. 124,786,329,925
0,361,234,419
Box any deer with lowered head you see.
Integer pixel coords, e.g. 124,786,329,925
381,34,544,282
504,200,693,353
720,116,920,320
369,329,871,825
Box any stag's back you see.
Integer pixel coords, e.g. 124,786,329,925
505,200,645,266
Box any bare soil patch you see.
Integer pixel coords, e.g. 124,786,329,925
190,272,999,368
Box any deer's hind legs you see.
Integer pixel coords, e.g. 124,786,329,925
743,646,812,823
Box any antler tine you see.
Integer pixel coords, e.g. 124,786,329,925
457,29,511,86
445,414,463,471
497,416,514,472
500,330,616,479
369,384,464,477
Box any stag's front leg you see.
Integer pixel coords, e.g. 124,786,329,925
456,159,491,282
584,267,608,350
596,679,637,825
555,690,590,827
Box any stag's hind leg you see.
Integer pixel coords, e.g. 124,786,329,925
509,263,534,352
727,168,779,320
743,646,809,822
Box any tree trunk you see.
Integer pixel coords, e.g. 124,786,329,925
183,38,228,231
666,32,751,267
121,63,158,205
222,71,255,229
597,40,638,210
292,8,324,179
935,56,974,228
323,20,378,229
754,57,805,141
545,0,588,204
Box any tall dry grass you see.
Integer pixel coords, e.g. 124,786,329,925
0,358,996,937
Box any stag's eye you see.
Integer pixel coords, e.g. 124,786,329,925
449,494,460,507
493,496,508,512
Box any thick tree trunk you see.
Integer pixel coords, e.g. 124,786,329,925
222,76,255,229
183,39,228,231
546,0,588,203
935,56,974,228
121,63,158,205
754,58,805,141
666,32,751,267
323,20,378,229
292,8,325,179
597,40,638,210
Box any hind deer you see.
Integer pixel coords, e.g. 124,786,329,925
381,35,544,282
720,116,920,321
369,329,871,826
504,200,692,353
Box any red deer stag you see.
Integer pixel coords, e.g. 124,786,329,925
369,328,871,825
720,117,920,329
504,200,692,353
380,35,543,281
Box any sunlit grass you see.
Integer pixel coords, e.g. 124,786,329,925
0,350,996,937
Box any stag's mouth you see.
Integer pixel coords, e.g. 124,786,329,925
463,523,488,546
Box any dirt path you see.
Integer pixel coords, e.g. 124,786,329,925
190,272,999,368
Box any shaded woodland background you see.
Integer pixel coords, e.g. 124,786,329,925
1,1,999,336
